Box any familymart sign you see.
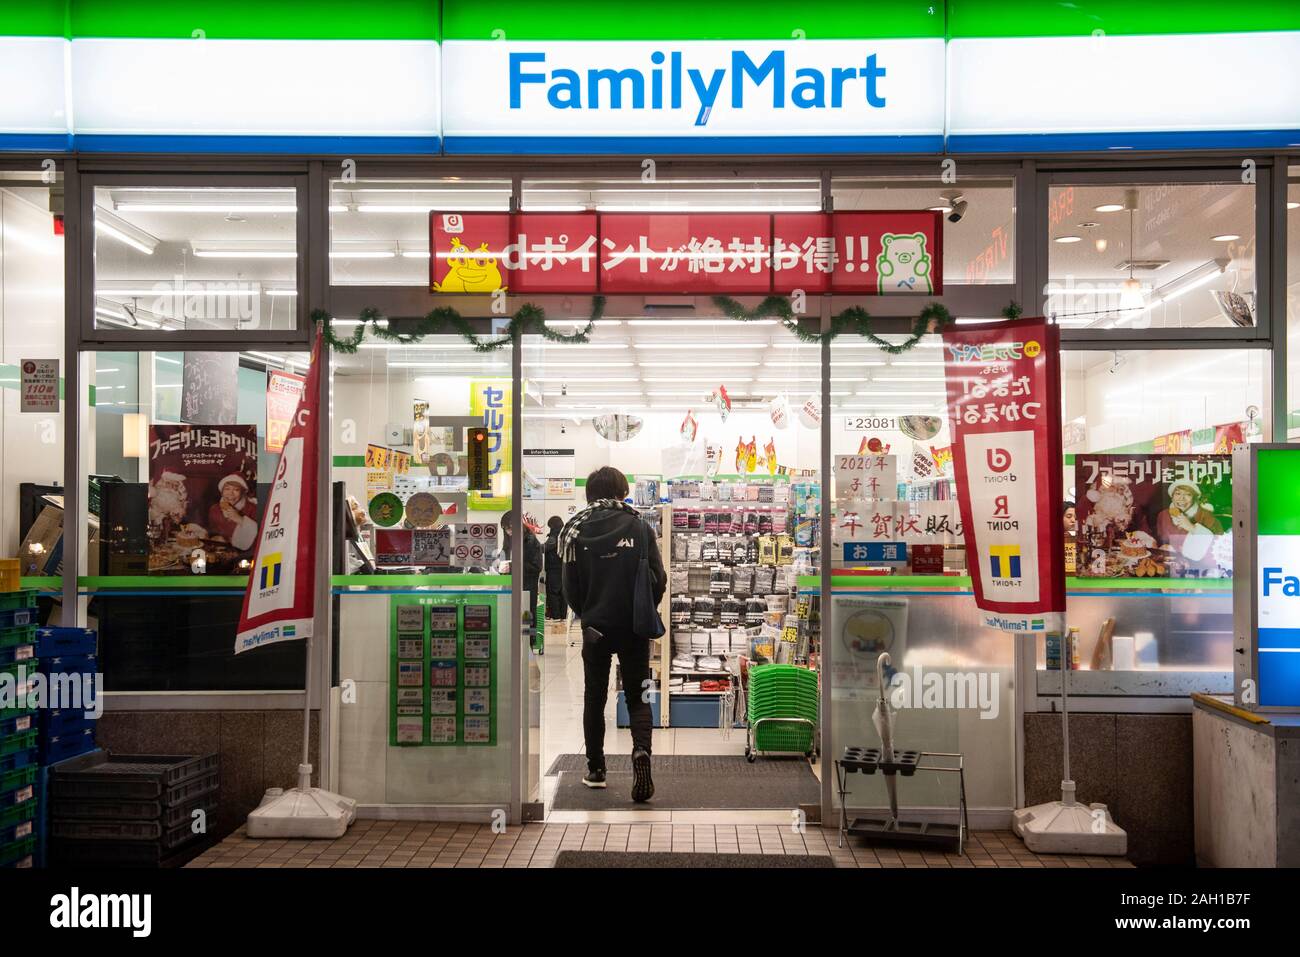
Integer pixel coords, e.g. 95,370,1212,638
1,0,1298,154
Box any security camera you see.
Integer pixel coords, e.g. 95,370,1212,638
938,190,967,224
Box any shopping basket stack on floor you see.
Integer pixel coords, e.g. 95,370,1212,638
0,582,39,868
744,663,818,762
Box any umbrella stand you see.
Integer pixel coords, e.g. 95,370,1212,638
833,653,968,854
1011,629,1127,855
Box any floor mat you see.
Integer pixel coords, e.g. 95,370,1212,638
555,850,833,868
548,754,820,810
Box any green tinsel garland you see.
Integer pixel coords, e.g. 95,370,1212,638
319,295,1025,355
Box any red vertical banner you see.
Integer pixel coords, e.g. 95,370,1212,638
941,317,1065,634
235,327,322,653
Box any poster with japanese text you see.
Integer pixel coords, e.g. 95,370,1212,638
265,369,305,453
148,424,259,574
834,453,898,505
942,318,1065,634
470,379,511,512
428,210,941,296
1075,454,1232,579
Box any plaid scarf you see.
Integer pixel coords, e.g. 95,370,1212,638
559,498,641,562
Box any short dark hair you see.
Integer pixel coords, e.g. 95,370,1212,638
586,466,629,503
548,516,564,533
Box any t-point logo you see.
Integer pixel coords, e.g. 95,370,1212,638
986,448,1012,473
1263,567,1300,597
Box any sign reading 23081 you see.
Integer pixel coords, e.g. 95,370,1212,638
844,416,896,431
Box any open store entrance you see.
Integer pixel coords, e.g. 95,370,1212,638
524,314,835,813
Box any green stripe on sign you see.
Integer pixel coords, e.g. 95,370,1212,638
0,0,66,37
443,0,945,40
1256,448,1300,536
947,0,1300,37
69,0,440,40
333,455,365,468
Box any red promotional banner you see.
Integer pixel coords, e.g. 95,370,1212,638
235,328,322,654
941,317,1065,635
428,210,942,296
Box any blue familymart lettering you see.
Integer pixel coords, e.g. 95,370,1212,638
1263,567,1300,597
509,50,887,127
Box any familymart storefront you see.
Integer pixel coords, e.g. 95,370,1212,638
2,1,1298,868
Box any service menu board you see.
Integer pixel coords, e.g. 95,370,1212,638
389,595,497,746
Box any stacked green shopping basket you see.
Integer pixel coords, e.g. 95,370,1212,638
746,664,818,759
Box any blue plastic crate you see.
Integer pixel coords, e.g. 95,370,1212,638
39,728,96,765
0,642,35,666
38,708,97,740
37,653,97,676
34,626,96,659
0,607,36,629
0,813,35,845
0,746,38,774
615,689,662,728
0,711,35,738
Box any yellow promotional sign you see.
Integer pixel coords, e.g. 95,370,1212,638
469,379,511,511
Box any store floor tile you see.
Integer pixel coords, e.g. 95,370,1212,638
187,821,1134,868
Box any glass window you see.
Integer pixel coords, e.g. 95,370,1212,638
832,175,1016,285
86,347,309,691
328,178,511,286
331,330,517,806
1,170,65,595
521,174,822,213
93,184,300,333
1046,180,1255,330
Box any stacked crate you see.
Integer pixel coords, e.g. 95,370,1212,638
47,752,220,867
35,627,100,765
0,589,38,868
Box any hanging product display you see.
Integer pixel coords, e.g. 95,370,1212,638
680,409,698,443
769,394,790,429
592,413,642,442
712,385,732,422
798,394,822,429
899,414,943,442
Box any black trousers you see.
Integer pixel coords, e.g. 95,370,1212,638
545,590,568,621
582,626,652,772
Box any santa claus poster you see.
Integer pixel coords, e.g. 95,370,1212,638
1075,453,1232,579
147,424,260,574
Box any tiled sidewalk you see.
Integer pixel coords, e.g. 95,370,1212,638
187,820,1133,868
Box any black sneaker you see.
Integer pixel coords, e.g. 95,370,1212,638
582,768,607,789
631,749,654,803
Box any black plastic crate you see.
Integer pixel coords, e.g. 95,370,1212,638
53,817,162,842
49,832,209,868
50,753,219,802
51,780,218,826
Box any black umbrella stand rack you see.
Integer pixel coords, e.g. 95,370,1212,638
833,746,969,855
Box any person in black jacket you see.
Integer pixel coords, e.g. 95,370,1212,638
543,516,567,626
560,466,665,801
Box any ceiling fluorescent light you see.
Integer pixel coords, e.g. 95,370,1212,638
116,204,297,214
1150,258,1230,306
633,342,769,350
95,207,159,255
